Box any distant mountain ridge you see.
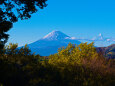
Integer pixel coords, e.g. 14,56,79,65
25,30,115,56
76,33,115,47
72,33,115,42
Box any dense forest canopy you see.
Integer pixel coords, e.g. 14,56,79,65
0,0,47,49
0,43,115,86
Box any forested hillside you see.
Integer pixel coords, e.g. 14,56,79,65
0,42,115,86
97,44,115,59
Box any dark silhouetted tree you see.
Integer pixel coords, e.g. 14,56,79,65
0,0,47,49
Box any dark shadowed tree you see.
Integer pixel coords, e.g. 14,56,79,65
0,0,47,49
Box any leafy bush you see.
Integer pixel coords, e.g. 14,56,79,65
49,42,98,65
0,43,114,86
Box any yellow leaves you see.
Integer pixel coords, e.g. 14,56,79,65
49,42,99,66
108,52,113,55
7,43,18,50
0,83,3,86
0,43,114,86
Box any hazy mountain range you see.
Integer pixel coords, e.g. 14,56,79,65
27,31,115,56
75,33,115,47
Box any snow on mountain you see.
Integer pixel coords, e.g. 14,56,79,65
70,33,115,47
98,33,104,40
42,30,70,40
92,33,104,41
22,31,115,55
28,31,81,56
91,33,115,42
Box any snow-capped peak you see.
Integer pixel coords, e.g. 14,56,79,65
99,33,102,37
92,33,104,41
98,33,103,40
42,30,70,40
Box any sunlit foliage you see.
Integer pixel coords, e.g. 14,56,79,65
49,42,98,65
0,42,114,86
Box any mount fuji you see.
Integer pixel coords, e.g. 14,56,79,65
28,31,81,56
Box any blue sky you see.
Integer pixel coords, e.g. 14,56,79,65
8,0,115,46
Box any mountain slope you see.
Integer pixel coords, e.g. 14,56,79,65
96,44,115,59
28,31,81,56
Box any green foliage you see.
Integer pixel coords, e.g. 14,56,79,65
0,0,47,22
0,0,47,49
1,43,31,56
0,42,115,86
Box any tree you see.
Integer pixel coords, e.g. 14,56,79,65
49,42,98,65
0,0,47,49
